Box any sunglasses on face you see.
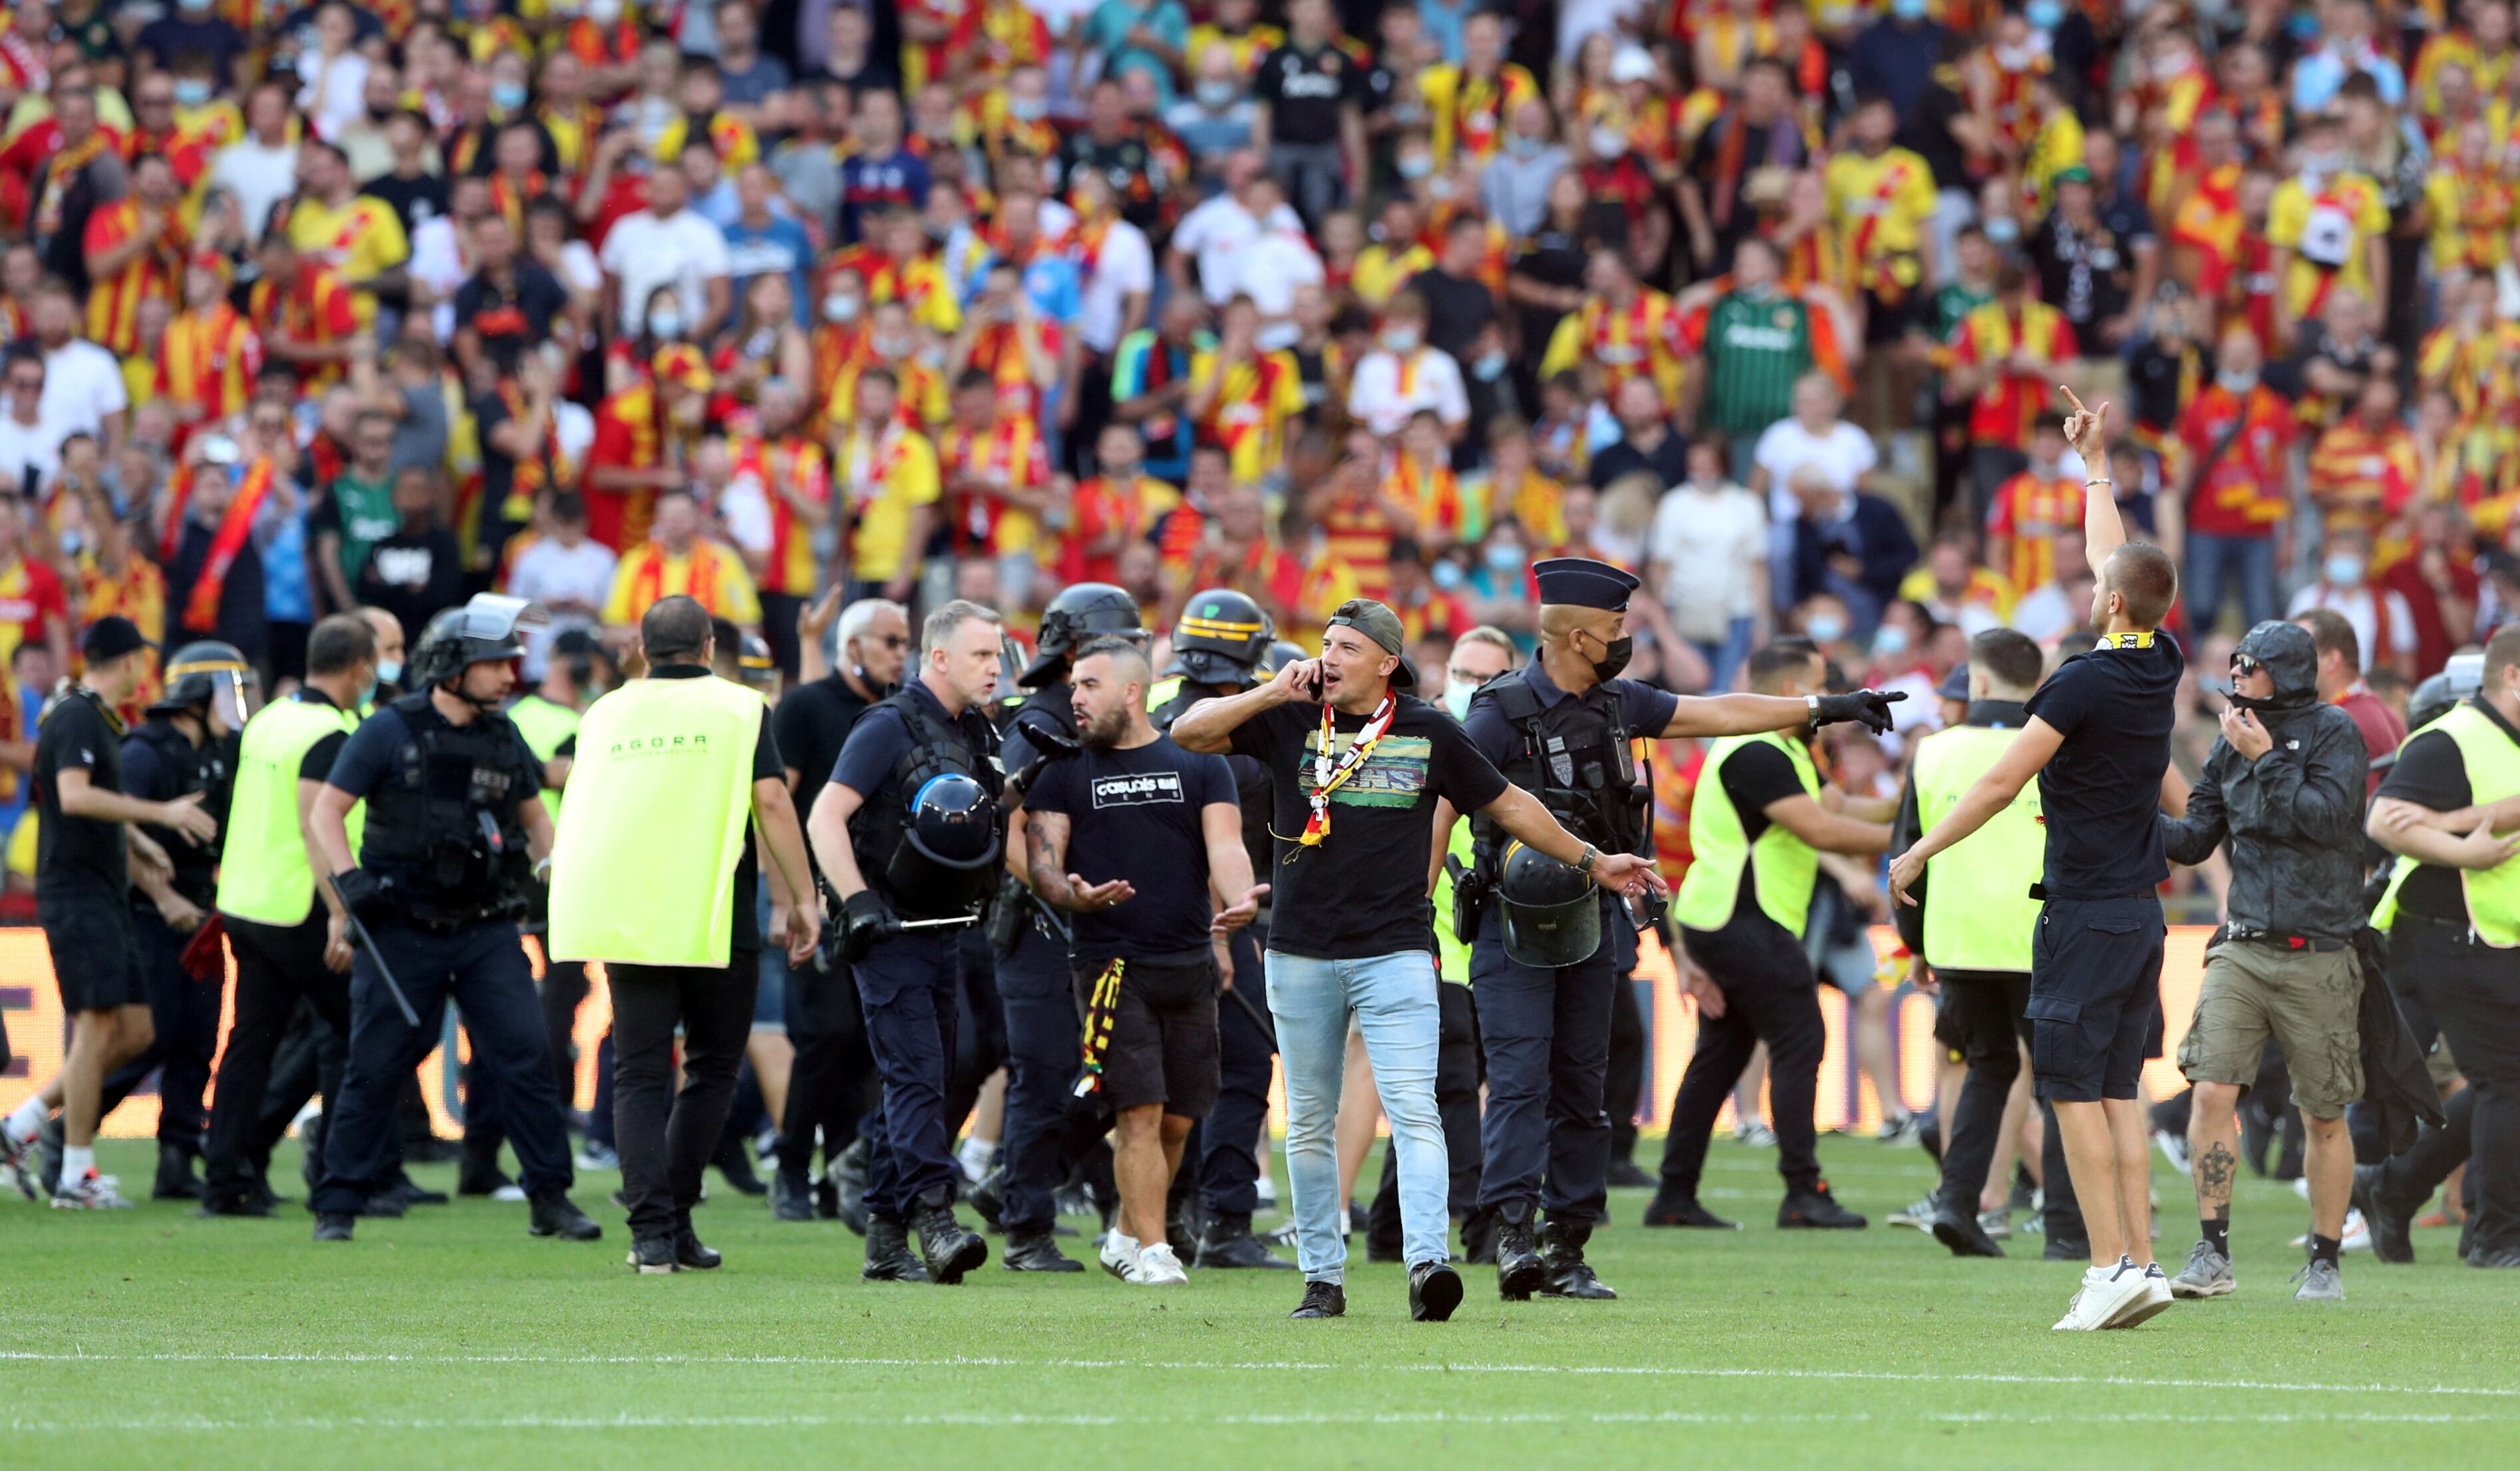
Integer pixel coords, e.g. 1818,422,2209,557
2231,653,2261,677
1447,666,1499,687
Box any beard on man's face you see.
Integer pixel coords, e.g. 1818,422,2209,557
1080,699,1130,750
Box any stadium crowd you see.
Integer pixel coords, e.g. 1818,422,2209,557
0,0,2513,1311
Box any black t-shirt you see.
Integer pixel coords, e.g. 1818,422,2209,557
1227,694,1507,959
2028,213,2131,339
1589,426,1690,491
2022,631,2183,898
1024,735,1239,965
2372,698,2519,922
33,689,128,892
363,172,451,240
777,672,881,866
454,264,569,371
1405,267,1498,363
1900,81,1972,191
1255,43,1365,146
1685,737,1809,942
123,721,217,904
647,665,785,953
1509,225,1587,355
468,391,547,568
355,526,467,650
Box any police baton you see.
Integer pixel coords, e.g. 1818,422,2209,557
895,915,979,930
327,879,423,1029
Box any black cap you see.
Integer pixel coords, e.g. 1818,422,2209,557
81,615,150,664
1531,557,1639,611
1937,662,1970,701
1325,599,1417,689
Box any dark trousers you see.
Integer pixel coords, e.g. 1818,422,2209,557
1607,968,1647,1162
1370,981,1484,1253
1660,917,1827,1198
95,905,224,1146
206,914,351,1204
610,959,760,1239
760,593,806,681
542,957,589,1112
778,956,877,1174
2406,921,2520,1256
1199,924,1275,1221
945,927,1005,1140
254,997,348,1176
1934,969,2030,1213
1470,905,1617,1224
854,926,963,1221
313,919,573,1214
997,918,1085,1232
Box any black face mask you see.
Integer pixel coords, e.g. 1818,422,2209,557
367,102,394,123
1589,634,1633,684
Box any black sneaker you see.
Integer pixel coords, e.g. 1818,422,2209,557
711,1135,768,1196
967,1167,1006,1229
814,1172,841,1221
313,1212,355,1243
2469,1246,2520,1269
627,1235,677,1274
1289,1279,1346,1319
1642,1193,1739,1229
2352,1164,2414,1265
355,1191,408,1219
153,1144,204,1201
528,1190,603,1241
673,1226,721,1270
2043,1235,2093,1262
915,1200,987,1284
1197,1218,1297,1269
195,1193,275,1219
1604,1157,1655,1190
834,1139,871,1233
1538,1220,1616,1300
458,1166,518,1198
1409,1261,1463,1322
1494,1219,1545,1301
1002,1227,1085,1272
1778,1183,1867,1229
770,1165,816,1223
863,1216,931,1282
35,1115,62,1195
384,1177,450,1209
1930,1200,2005,1257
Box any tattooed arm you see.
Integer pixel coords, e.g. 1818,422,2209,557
1024,810,1135,913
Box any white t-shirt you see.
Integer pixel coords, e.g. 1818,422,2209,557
211,139,303,240
408,217,466,343
1752,418,1877,522
0,412,64,496
1346,347,1470,437
1237,228,1325,349
1649,482,1767,641
1074,218,1154,355
503,535,620,677
1171,194,1307,304
2286,581,2417,672
40,340,128,440
296,51,371,143
599,208,733,335
2010,580,2086,643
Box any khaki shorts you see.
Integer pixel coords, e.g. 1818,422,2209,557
2176,941,2363,1118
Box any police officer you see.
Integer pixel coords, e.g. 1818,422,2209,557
806,599,1006,1284
305,594,601,1245
1456,562,1898,1298
2366,620,2520,1268
1890,630,2049,1259
549,596,820,1272
96,641,255,1201
1148,588,1296,1268
988,582,1146,1271
197,614,379,1218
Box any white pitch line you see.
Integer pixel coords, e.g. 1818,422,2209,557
0,1350,2511,1400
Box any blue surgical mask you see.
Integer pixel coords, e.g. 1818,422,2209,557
1984,216,2021,245
492,81,529,113
174,78,213,108
1010,95,1049,122
1486,540,1523,572
1194,80,1239,110
1472,351,1507,381
2026,0,2064,27
1892,0,1929,19
1444,677,1481,721
1430,558,1465,591
1873,624,1909,658
1808,612,1847,643
648,309,685,340
1398,154,1433,180
2324,552,2366,588
1507,132,1543,160
376,658,403,689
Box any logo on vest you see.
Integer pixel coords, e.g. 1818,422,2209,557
608,731,714,758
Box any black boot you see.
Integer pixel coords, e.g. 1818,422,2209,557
457,1139,516,1198
1539,1218,1617,1299
1197,1213,1296,1269
313,1212,355,1242
1930,1198,2004,1258
1289,1280,1345,1318
153,1143,204,1201
2353,1164,2416,1265
1460,1207,1497,1265
1604,1157,1654,1190
1167,1199,1203,1267
1642,1191,1738,1229
1494,1211,1545,1301
1409,1259,1464,1321
914,1193,987,1283
528,1189,603,1240
862,1216,931,1282
673,1224,721,1269
627,1235,676,1273
1778,1182,1867,1229
1003,1226,1085,1271
835,1138,871,1235
710,1134,767,1196
967,1166,1006,1229
814,1172,842,1221
770,1164,817,1223
196,1190,274,1219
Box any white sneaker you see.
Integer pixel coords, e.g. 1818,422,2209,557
1099,1229,1142,1281
2053,1260,2151,1331
2153,1130,2191,1176
490,1184,528,1204
1130,1241,1188,1285
1253,1171,1277,1209
51,1169,135,1210
2107,1263,2175,1329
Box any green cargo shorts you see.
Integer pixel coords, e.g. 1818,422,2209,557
2175,941,2364,1120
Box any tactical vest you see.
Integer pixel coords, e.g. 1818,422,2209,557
359,693,536,925
127,717,220,905
1468,670,1645,882
848,685,1004,915
218,692,363,927
2374,701,2520,945
1911,722,2043,972
1672,731,1821,937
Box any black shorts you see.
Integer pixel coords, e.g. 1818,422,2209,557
2026,895,2164,1103
1074,954,1219,1118
41,882,148,1014
1863,276,1927,345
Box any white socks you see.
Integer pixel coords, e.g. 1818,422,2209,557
4,1096,43,1144
956,1135,996,1179
59,1144,94,1182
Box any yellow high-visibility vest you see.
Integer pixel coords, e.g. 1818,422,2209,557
1674,732,1820,937
1911,722,2043,972
2374,701,2520,945
216,693,363,927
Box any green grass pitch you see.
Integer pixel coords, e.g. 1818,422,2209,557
4,1133,2513,1470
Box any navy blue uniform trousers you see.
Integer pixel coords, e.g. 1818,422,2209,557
1470,898,1621,1225
854,925,963,1221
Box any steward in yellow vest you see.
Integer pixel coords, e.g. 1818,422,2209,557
199,613,379,1217
1887,631,2048,1258
544,596,821,1265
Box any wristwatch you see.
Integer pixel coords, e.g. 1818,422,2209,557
1804,693,1821,726
1577,843,1599,876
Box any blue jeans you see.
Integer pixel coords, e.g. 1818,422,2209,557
1689,616,1756,695
2185,531,2279,633
1267,948,1450,1280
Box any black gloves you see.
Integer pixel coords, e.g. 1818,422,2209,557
1005,719,1082,802
331,868,390,926
1813,689,1907,735
840,890,899,963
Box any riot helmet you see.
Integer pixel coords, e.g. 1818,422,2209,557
884,771,1004,914
2408,651,2483,733
1020,582,1143,687
1165,588,1273,687
152,640,258,733
412,594,549,695
1496,840,1603,967
1259,639,1308,675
